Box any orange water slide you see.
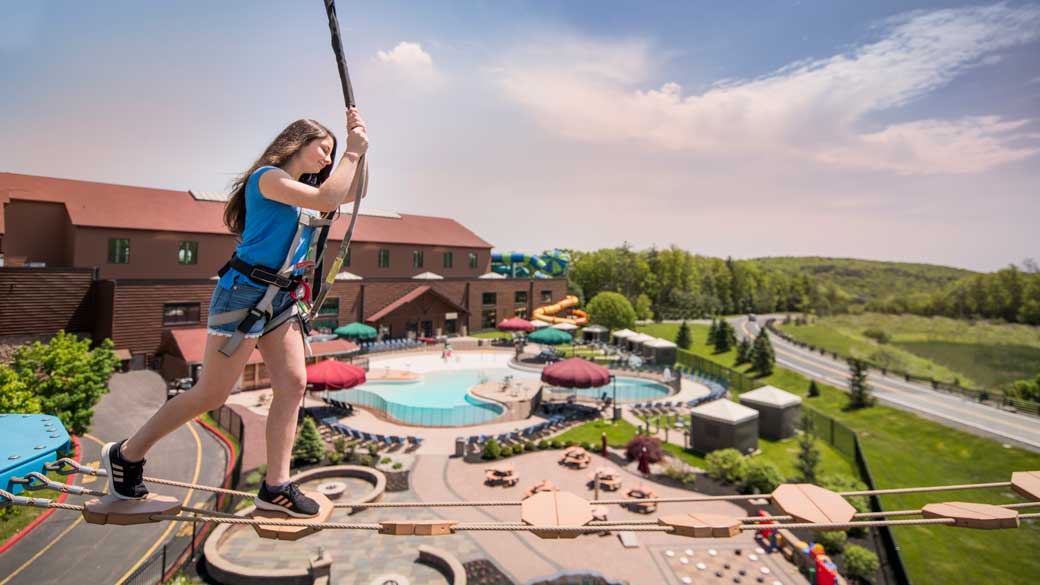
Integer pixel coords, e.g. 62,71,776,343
532,295,589,325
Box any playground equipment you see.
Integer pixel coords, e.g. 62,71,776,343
491,250,570,278
534,295,589,326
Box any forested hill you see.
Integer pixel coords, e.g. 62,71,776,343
751,257,975,302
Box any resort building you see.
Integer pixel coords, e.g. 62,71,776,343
0,172,567,372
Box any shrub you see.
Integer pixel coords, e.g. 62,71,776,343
333,436,347,454
482,438,501,460
624,436,664,463
524,441,536,451
662,459,698,486
808,380,821,398
551,439,563,449
367,443,380,456
538,439,549,450
705,448,747,483
741,459,784,494
356,454,374,467
862,328,890,344
512,443,524,455
814,530,847,554
564,440,577,448
843,545,880,584
392,462,403,470
380,457,392,464
326,448,342,465
291,418,324,465
500,448,512,457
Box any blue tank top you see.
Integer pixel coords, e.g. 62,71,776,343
218,166,318,290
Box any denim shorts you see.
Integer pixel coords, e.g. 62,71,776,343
206,278,297,338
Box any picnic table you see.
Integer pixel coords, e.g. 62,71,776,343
485,463,519,487
625,486,658,514
588,467,622,491
524,479,560,499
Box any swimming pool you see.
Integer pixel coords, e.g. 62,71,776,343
326,367,671,427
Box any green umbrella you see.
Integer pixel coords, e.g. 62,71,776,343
334,322,378,340
527,327,572,345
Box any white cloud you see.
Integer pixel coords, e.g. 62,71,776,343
493,4,1040,175
375,41,442,86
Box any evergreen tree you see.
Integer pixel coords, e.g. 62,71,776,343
675,320,692,350
846,359,875,409
708,319,720,346
808,379,821,398
795,414,821,483
751,330,775,376
714,320,735,353
292,418,325,465
735,338,752,364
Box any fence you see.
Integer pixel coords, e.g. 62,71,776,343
675,348,762,394
803,406,912,585
765,319,1039,416
122,405,244,585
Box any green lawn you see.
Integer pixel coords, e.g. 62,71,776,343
776,313,1040,388
634,322,1040,585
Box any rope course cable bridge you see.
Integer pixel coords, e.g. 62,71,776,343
4,456,1038,542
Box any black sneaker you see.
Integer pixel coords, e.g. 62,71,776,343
101,439,149,500
255,481,320,518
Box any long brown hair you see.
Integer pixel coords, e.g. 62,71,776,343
223,119,337,235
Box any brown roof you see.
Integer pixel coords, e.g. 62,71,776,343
167,328,358,365
0,172,492,248
365,285,469,323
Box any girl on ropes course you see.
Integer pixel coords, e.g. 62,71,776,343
101,111,369,518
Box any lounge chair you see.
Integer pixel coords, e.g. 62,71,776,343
407,436,423,446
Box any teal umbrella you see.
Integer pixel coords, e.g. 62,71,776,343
334,322,377,340
527,327,572,345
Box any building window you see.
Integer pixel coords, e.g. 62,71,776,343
163,302,200,325
514,307,528,318
108,238,130,264
312,298,339,332
482,292,496,306
468,252,478,269
412,250,424,269
177,241,198,265
541,289,553,303
481,308,497,329
378,249,390,268
443,251,453,268
514,291,527,304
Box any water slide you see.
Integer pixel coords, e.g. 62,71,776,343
533,294,589,325
490,250,569,278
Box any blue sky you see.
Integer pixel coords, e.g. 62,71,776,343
2,1,1038,271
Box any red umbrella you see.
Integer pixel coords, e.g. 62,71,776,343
497,317,535,332
637,446,651,475
541,358,610,388
306,359,366,391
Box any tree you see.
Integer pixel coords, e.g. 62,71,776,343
0,365,42,414
10,331,118,435
712,320,736,353
843,545,880,584
808,379,821,398
735,338,752,364
846,359,875,410
750,330,775,375
795,415,821,483
708,319,720,344
482,437,502,460
292,418,325,465
634,293,654,321
675,320,692,350
815,531,847,554
624,436,664,463
586,292,637,331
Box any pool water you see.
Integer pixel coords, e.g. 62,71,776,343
327,368,670,427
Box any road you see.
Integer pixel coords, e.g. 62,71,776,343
0,371,229,585
732,315,1040,452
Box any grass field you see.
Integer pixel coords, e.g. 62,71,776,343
776,313,1040,387
635,322,1040,585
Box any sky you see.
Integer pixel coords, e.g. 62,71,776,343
2,1,1038,272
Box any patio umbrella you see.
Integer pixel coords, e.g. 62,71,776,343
531,319,552,329
527,327,572,345
334,322,377,340
552,322,578,332
306,359,367,391
638,446,651,475
497,317,535,332
541,358,610,388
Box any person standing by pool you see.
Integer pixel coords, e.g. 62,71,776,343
100,109,369,518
